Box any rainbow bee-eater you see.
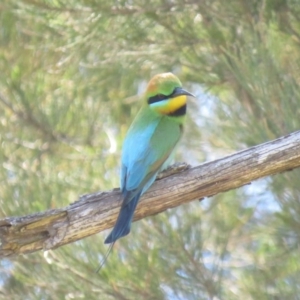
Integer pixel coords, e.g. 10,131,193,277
105,73,194,245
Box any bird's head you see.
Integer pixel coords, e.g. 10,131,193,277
145,73,194,117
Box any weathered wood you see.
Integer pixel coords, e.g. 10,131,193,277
1,130,300,258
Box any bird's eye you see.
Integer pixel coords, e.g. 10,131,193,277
148,93,167,104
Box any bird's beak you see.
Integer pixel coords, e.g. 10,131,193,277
172,87,195,98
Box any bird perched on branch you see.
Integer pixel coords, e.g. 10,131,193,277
97,72,194,271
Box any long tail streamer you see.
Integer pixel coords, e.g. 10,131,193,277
95,242,115,273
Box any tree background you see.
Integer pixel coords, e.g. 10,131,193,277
1,0,300,299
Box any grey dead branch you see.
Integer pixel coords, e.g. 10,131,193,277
1,130,300,258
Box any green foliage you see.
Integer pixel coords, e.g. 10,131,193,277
1,0,300,299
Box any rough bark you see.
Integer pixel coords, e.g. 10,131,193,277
1,130,300,258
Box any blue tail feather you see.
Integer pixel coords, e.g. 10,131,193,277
104,192,142,244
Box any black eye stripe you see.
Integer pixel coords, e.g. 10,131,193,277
148,93,169,104
147,87,180,104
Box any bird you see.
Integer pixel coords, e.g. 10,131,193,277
106,72,194,243
96,73,194,272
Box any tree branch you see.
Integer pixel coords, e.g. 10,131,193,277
1,130,300,258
